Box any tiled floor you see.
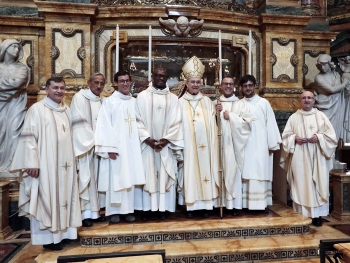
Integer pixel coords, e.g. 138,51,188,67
3,202,350,263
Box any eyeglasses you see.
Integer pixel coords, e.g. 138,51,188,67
93,81,105,86
301,96,315,100
189,80,201,85
242,84,255,88
51,87,66,91
222,82,234,86
118,79,131,84
153,74,168,79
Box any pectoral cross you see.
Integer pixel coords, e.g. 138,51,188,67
62,161,71,171
124,109,136,138
62,202,68,209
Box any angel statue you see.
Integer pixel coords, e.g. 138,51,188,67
159,16,204,37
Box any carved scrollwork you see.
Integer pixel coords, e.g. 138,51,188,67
51,28,85,78
290,54,298,66
302,64,308,75
270,53,277,66
62,27,74,35
50,45,60,59
271,38,298,83
277,74,291,83
77,47,86,60
261,88,303,94
278,37,291,45
92,0,257,14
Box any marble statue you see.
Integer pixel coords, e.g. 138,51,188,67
0,39,30,176
338,55,350,142
313,54,349,140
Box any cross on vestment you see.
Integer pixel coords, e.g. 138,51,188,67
203,177,210,183
155,104,164,111
198,144,207,150
62,202,68,209
124,109,136,138
308,124,315,132
62,161,71,171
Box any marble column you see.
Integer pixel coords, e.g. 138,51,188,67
0,181,13,239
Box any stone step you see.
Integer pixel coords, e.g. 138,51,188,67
79,203,312,247
35,224,349,262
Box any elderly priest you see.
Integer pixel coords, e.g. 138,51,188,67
178,56,219,219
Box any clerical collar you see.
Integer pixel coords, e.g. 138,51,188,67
220,94,238,102
243,94,256,101
46,96,61,108
114,91,132,100
87,88,99,99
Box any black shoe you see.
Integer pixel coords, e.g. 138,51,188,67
186,211,194,219
82,219,93,227
43,242,63,251
141,212,149,222
312,217,323,227
202,211,210,218
232,209,241,216
94,216,107,222
61,239,72,245
110,215,120,224
264,207,269,213
159,212,167,221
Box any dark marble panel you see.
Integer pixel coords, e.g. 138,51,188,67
304,20,329,31
0,6,38,17
258,5,303,15
274,110,294,133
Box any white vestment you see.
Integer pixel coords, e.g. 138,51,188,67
217,95,252,209
71,89,102,220
178,92,219,211
280,108,337,218
95,91,145,216
10,96,81,245
241,95,281,210
134,85,183,212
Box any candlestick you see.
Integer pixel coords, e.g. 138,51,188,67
148,26,152,82
116,25,119,73
219,30,222,82
249,30,252,75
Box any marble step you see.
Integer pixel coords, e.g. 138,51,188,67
35,224,349,263
79,203,311,247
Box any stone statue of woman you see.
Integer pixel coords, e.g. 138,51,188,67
314,54,349,141
0,39,30,176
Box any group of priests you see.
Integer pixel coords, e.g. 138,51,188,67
9,56,337,250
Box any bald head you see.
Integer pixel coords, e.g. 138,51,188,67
300,91,315,111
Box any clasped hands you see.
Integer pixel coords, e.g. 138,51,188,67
145,137,169,151
295,135,318,145
215,103,230,120
25,168,39,178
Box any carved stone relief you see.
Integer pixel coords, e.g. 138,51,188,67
270,38,298,83
51,28,85,78
159,16,204,37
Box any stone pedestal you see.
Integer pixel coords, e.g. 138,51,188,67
330,171,350,221
0,181,13,239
